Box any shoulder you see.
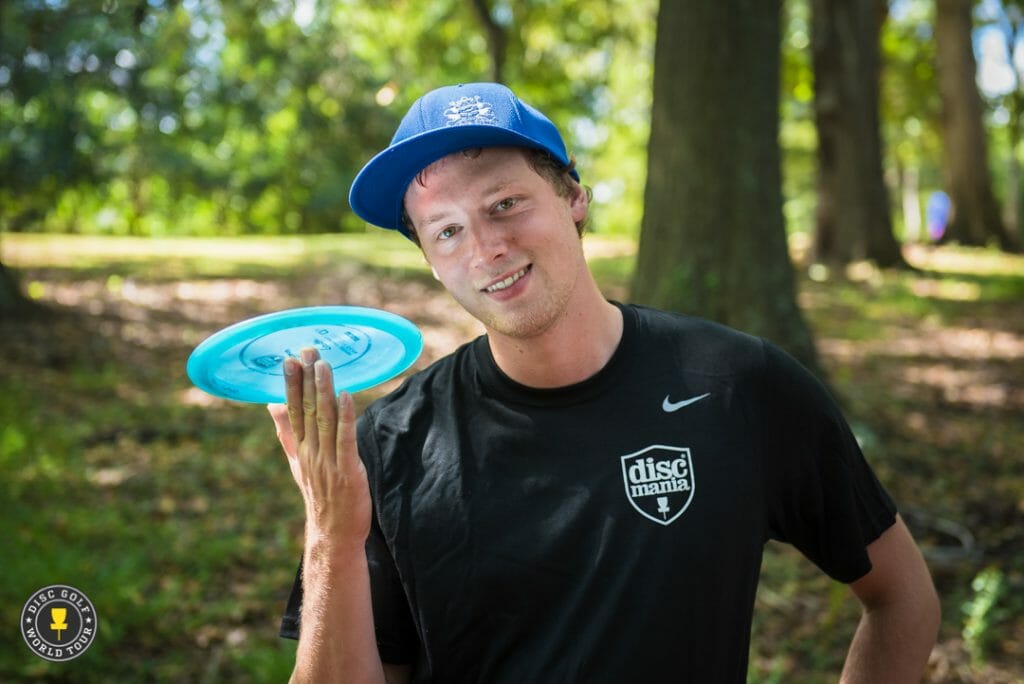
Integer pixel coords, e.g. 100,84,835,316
623,302,767,375
361,336,480,429
621,303,834,410
356,339,482,486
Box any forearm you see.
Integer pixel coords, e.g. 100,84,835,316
840,593,939,683
291,540,385,684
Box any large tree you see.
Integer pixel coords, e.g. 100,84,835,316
934,0,1020,250
810,0,906,267
631,0,819,373
0,260,32,317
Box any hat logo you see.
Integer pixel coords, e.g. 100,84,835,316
443,96,497,126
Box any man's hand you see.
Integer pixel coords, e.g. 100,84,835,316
268,347,387,683
268,346,372,550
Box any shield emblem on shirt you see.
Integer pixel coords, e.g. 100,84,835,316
620,445,695,526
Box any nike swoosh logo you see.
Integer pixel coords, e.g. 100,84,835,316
662,392,711,413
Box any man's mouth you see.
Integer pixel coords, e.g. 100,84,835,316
483,266,531,293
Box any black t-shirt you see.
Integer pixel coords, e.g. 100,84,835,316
281,302,896,682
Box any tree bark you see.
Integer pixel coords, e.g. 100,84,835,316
1002,12,1024,242
469,0,506,84
810,0,907,268
934,0,1020,250
631,0,821,375
0,259,34,318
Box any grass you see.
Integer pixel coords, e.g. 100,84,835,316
1,233,1022,682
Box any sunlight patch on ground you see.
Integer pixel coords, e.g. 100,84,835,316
821,326,1024,362
582,235,636,259
905,244,1024,277
2,232,429,273
173,279,284,303
909,277,982,302
821,324,1024,411
2,233,309,266
899,364,1019,408
87,465,137,487
179,386,227,407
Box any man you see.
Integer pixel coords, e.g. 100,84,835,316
269,82,939,683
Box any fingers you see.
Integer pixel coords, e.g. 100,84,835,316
301,348,320,455
337,390,357,473
281,346,353,484
284,356,304,443
315,359,338,461
267,403,296,456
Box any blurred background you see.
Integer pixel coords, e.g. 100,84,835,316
1,0,1022,681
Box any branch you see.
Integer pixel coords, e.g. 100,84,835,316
468,0,507,83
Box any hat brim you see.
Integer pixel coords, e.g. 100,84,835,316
349,125,573,237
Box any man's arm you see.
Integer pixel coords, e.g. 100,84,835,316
269,348,388,683
841,514,940,683
293,539,384,683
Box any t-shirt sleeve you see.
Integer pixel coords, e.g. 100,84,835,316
278,411,419,665
360,408,419,664
277,517,415,660
760,341,897,583
279,557,303,640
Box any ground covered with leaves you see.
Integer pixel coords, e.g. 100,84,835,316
1,235,1021,682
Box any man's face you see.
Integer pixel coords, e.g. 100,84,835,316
404,147,589,340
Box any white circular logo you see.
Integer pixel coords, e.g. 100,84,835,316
21,585,98,662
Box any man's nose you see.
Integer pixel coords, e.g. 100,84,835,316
470,221,511,265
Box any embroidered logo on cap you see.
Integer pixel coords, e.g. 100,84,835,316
444,96,497,126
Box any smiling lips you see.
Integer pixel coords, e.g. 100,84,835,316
483,266,531,293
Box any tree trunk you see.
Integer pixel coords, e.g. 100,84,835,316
810,0,907,267
934,0,1020,250
0,258,34,318
1005,83,1023,243
631,0,820,375
1006,9,1024,243
469,0,507,84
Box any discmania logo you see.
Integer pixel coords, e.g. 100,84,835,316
21,584,98,662
621,445,695,526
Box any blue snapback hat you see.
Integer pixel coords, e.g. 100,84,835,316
349,82,579,237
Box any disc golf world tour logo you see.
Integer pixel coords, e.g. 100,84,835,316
21,585,98,662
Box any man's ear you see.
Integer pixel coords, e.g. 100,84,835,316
569,182,588,224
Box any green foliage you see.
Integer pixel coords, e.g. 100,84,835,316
962,566,1006,663
3,0,1022,250
780,0,817,237
0,0,654,237
0,358,302,681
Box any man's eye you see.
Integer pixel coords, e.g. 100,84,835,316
494,197,517,212
437,225,459,240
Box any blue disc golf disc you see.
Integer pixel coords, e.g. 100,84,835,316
187,306,423,403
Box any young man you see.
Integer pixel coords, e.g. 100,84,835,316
269,82,939,683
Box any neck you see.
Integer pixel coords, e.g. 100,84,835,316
487,285,623,389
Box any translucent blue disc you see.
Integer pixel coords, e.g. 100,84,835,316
186,306,423,403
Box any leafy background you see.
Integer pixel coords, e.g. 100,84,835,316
3,0,1024,681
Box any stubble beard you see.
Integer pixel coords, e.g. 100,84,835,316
463,268,579,341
